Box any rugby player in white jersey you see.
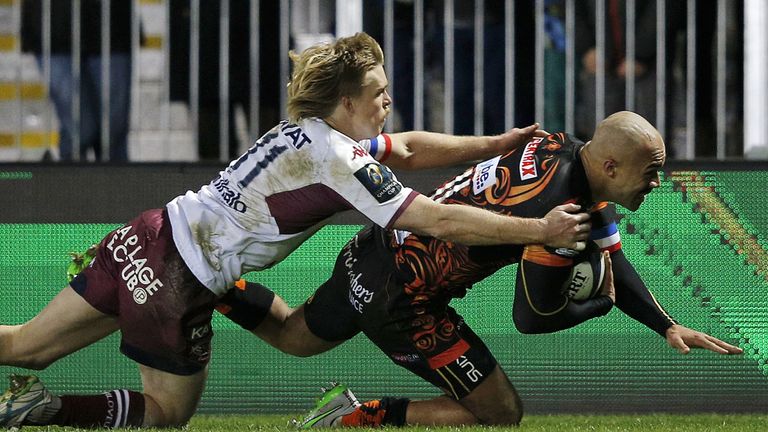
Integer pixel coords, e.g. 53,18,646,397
0,33,590,429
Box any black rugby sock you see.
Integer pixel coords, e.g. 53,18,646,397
46,390,145,428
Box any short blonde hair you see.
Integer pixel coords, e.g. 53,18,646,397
287,32,384,122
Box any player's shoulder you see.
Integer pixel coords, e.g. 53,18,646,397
320,126,379,169
248,119,323,153
496,132,581,162
493,132,580,178
521,132,585,171
280,118,332,150
538,132,583,155
262,118,339,164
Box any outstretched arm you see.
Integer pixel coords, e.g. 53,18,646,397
384,123,547,170
611,250,742,355
664,324,743,355
611,249,677,336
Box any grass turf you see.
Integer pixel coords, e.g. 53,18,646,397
18,414,768,431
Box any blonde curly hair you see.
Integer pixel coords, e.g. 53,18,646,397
287,32,384,122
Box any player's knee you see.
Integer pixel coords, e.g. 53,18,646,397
165,410,194,427
142,394,194,427
274,339,313,357
480,392,523,426
482,408,523,426
157,404,195,427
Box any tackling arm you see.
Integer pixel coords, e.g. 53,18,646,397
384,123,546,170
394,196,591,249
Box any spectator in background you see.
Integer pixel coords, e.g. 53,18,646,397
168,0,281,161
574,1,668,143
544,0,566,132
676,0,743,158
365,0,535,135
21,0,137,162
431,0,536,135
362,0,419,132
449,0,507,135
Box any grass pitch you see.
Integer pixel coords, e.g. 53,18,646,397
20,413,768,431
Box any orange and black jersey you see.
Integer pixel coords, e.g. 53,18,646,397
383,132,677,336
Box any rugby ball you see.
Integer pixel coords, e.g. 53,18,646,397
561,250,606,301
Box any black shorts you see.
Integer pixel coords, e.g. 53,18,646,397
305,227,498,399
70,209,219,375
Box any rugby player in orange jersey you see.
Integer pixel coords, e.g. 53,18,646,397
222,112,743,428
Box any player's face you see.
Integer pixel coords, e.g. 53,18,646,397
348,65,392,140
613,143,665,211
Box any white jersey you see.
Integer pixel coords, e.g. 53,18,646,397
166,118,418,295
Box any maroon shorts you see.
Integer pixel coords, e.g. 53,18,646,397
71,209,219,375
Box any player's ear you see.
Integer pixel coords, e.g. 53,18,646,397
341,95,355,114
603,159,617,178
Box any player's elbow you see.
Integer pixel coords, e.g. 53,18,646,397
394,200,459,241
513,313,548,335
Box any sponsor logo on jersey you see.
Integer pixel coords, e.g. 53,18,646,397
546,246,580,258
282,122,312,150
519,138,542,180
190,324,211,340
341,238,374,313
472,155,501,195
213,176,247,213
106,225,164,305
354,162,402,203
351,144,368,160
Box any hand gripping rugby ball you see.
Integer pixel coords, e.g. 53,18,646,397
561,249,606,301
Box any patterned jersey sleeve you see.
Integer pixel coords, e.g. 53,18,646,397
358,133,393,162
322,139,419,229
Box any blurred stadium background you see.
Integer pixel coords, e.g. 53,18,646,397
0,0,766,162
1,0,767,416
